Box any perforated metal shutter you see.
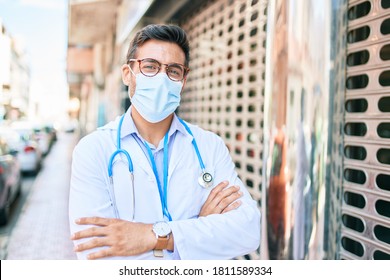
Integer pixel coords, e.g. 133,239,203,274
341,0,390,259
179,0,267,259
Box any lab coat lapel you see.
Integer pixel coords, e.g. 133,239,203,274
107,109,154,177
121,134,154,177
168,132,193,179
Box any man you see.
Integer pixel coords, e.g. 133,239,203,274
69,24,260,260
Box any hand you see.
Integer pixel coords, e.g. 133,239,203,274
199,181,243,216
71,217,156,259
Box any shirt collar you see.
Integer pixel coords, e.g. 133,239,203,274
120,106,188,140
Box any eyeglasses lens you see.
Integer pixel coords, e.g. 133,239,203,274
139,59,184,81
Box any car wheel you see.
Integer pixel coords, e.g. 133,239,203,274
33,161,41,176
0,206,9,226
16,176,22,197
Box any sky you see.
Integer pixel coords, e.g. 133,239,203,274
0,0,69,123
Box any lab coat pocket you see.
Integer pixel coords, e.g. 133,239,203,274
110,158,135,221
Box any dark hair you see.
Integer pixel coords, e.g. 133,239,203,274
126,24,190,67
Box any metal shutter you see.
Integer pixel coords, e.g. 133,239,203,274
341,0,390,259
179,0,268,260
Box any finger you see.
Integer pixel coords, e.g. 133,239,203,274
75,217,115,226
216,189,243,210
212,186,240,206
199,181,230,217
222,200,242,214
207,181,229,202
87,248,112,260
71,226,106,240
216,203,224,213
74,237,110,252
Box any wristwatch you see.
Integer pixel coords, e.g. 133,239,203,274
152,221,171,257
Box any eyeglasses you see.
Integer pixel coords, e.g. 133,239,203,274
128,58,190,82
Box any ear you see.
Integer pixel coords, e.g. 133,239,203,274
121,64,131,85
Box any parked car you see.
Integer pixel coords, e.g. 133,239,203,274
0,126,42,174
0,137,22,225
32,125,52,156
43,123,57,143
21,122,57,156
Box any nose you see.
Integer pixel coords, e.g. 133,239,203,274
159,64,170,74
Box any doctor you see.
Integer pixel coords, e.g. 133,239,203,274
69,24,260,260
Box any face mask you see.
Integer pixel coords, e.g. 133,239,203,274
130,72,183,123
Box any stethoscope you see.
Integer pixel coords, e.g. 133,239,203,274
107,114,213,221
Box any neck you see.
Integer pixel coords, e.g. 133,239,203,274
131,107,173,147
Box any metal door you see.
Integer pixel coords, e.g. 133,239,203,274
341,0,390,259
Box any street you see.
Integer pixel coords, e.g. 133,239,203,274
0,132,78,259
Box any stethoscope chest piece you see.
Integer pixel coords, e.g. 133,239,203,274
198,171,213,188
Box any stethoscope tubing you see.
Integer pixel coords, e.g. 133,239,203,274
108,113,134,177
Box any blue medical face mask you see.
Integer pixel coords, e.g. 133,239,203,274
130,72,183,123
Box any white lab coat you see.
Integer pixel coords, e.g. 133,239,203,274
69,110,260,260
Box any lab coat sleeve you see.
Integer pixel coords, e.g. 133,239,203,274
169,135,261,259
68,133,116,259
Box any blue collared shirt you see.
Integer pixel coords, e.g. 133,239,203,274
124,107,188,207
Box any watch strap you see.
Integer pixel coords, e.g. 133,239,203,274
155,235,169,250
153,235,169,257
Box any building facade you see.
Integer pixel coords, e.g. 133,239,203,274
0,18,30,122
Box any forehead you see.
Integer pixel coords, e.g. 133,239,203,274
136,39,185,64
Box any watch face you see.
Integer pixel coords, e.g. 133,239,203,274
153,222,171,236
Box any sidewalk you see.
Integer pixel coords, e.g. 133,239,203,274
5,132,78,259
